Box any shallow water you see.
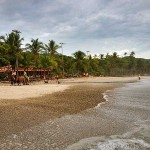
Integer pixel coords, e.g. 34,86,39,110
0,77,150,150
66,77,150,150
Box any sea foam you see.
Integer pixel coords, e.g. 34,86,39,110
95,90,110,108
66,137,150,150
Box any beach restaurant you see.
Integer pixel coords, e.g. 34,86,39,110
0,65,50,77
0,65,12,73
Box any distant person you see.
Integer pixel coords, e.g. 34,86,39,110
12,70,16,76
11,71,16,85
24,70,28,80
56,75,60,84
11,71,16,80
138,74,141,80
44,76,48,83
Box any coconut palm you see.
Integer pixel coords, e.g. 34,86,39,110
130,51,135,57
43,40,60,75
44,40,60,57
0,41,10,66
0,30,24,73
128,51,136,74
26,38,43,68
73,50,86,74
124,52,127,57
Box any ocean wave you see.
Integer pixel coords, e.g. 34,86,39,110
95,90,111,108
66,136,150,150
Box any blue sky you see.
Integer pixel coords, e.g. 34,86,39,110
0,0,150,58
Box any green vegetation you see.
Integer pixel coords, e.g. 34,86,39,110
0,30,150,78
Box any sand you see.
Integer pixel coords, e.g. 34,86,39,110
0,84,70,100
0,76,137,100
0,77,138,139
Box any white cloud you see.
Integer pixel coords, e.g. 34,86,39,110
39,32,51,38
0,0,150,59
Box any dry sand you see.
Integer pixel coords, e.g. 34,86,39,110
0,84,70,100
0,76,137,100
0,77,138,138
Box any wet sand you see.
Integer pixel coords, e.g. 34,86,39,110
0,83,122,139
0,77,137,140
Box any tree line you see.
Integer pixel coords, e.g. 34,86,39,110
0,30,150,78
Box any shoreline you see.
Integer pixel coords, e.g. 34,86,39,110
0,76,138,100
0,77,137,139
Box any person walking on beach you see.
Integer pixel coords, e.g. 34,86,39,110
138,74,141,80
56,75,60,84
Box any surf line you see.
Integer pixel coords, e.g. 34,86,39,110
95,90,111,108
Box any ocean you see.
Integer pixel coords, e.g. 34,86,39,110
0,77,150,150
66,77,150,150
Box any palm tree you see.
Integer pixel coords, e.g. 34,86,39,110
44,40,60,57
112,52,118,58
130,51,135,57
0,41,10,66
20,51,33,69
73,50,86,75
128,51,136,74
26,38,43,68
0,30,24,74
44,40,60,76
124,52,127,57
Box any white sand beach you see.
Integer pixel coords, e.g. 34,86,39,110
0,84,70,100
0,77,138,100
